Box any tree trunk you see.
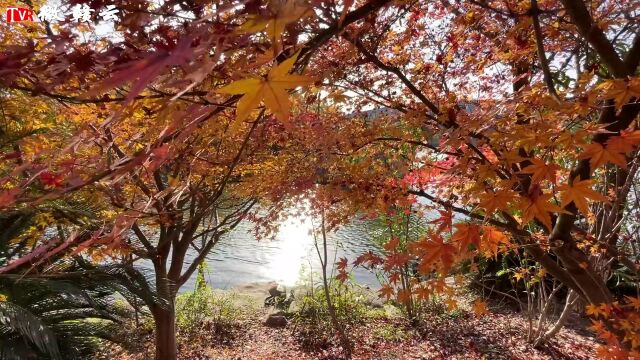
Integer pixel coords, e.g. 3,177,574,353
153,305,177,360
534,290,578,347
553,242,613,305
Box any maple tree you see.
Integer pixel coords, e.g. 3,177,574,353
1,0,387,359
1,0,639,358
286,0,640,355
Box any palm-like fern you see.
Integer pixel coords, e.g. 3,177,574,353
0,257,169,360
0,269,128,360
0,201,163,359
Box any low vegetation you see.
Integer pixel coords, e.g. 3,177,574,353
92,274,602,359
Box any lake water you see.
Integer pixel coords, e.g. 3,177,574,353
144,214,384,292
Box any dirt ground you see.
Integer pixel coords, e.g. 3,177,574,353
98,282,602,360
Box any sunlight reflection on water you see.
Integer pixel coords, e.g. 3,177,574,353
145,212,382,292
265,215,315,287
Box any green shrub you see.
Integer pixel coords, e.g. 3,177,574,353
175,265,240,336
175,287,215,333
292,280,367,350
295,281,367,325
371,323,408,342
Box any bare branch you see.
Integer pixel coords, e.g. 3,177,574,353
531,0,560,101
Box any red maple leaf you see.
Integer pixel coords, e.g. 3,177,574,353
429,208,453,233
378,284,394,300
39,171,64,188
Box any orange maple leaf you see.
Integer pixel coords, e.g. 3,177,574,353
336,271,349,283
445,298,458,311
606,130,640,154
596,345,630,360
378,284,394,300
451,223,481,252
578,143,627,172
624,296,640,310
415,286,431,300
518,190,565,231
0,188,19,208
388,272,401,284
409,234,456,274
397,288,411,303
472,300,488,317
481,225,511,257
589,319,607,332
586,303,608,318
477,190,516,216
558,178,608,216
354,251,383,267
383,253,411,271
520,158,561,184
429,209,453,233
383,237,400,252
597,77,640,111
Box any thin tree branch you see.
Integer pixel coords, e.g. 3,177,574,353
531,0,560,101
558,0,628,77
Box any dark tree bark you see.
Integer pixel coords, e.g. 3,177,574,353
152,304,177,360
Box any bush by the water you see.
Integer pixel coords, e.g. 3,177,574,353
175,265,241,337
292,280,368,350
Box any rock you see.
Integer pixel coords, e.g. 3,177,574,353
263,313,288,328
268,283,285,297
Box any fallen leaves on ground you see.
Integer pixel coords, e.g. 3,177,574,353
96,301,601,360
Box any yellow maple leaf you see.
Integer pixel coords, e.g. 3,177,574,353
558,178,608,216
513,269,527,281
536,268,546,279
217,52,315,127
578,142,627,171
518,192,565,231
520,158,561,184
236,0,312,55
